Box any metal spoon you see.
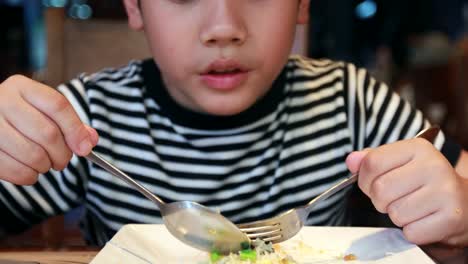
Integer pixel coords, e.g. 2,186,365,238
85,151,250,254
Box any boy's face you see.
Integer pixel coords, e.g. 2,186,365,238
123,0,310,116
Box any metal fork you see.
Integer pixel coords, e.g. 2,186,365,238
237,126,440,244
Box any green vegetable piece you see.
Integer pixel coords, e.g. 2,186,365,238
240,249,257,261
240,241,251,250
210,251,221,262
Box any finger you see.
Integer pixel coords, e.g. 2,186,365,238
369,161,426,213
345,149,370,174
357,141,415,196
0,148,39,185
12,76,95,155
85,124,99,146
386,186,438,227
0,117,51,174
4,98,72,171
403,209,460,245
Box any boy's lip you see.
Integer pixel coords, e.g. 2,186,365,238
201,59,249,74
200,59,250,91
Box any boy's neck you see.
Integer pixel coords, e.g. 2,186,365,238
141,58,287,130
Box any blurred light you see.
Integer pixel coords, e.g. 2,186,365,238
42,0,92,20
24,0,47,71
76,4,91,19
356,0,377,20
68,3,92,19
42,0,67,7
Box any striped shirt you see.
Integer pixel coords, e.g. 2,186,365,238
0,55,460,246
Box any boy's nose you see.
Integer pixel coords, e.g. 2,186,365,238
200,2,247,47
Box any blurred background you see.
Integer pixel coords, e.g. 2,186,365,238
0,0,468,250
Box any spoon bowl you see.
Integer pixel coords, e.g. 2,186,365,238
161,200,250,253
86,151,250,254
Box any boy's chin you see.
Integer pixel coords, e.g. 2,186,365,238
200,102,253,117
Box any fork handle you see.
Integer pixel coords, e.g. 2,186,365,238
303,174,357,214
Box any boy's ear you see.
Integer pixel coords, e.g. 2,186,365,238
123,0,144,30
297,0,310,24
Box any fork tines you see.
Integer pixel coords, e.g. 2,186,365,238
237,223,283,242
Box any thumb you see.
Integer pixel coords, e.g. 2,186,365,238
64,123,98,156
67,124,98,156
345,149,371,174
83,125,99,153
84,125,99,145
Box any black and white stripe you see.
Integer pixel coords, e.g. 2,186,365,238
0,55,449,245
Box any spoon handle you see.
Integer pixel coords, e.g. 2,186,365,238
85,151,166,208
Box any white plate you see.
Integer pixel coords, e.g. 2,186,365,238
90,224,435,263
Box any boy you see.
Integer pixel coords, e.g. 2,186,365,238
0,0,467,247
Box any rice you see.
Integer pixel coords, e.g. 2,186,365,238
210,239,297,264
208,239,357,263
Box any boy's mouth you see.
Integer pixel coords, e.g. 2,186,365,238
208,68,243,74
201,59,249,74
200,60,250,91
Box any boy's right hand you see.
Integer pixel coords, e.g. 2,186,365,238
0,75,98,185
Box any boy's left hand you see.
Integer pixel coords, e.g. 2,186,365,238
346,138,468,247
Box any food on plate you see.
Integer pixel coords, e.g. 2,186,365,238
208,239,358,263
343,254,357,261
209,239,296,263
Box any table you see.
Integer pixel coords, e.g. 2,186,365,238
0,251,98,264
0,245,466,264
423,244,468,264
